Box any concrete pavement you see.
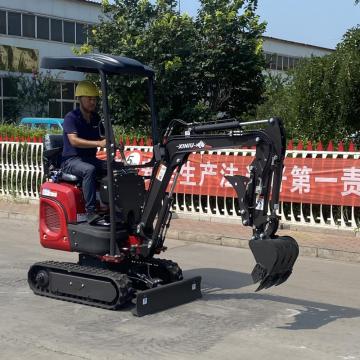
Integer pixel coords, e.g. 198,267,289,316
0,217,359,360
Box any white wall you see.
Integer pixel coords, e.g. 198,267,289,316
263,37,333,58
0,0,102,81
0,0,101,23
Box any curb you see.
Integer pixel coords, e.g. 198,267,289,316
166,229,360,264
0,210,38,222
1,208,359,264
174,213,359,238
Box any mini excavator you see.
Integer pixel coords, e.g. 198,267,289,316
28,54,299,316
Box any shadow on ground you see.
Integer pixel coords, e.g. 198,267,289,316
184,268,360,331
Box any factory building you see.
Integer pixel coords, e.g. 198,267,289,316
0,0,333,122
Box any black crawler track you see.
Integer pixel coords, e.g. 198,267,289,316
28,261,134,310
27,258,199,315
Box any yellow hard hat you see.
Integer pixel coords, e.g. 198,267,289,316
75,80,100,97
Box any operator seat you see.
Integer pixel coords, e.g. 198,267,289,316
43,134,79,183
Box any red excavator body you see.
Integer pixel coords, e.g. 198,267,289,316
39,182,85,251
28,53,299,317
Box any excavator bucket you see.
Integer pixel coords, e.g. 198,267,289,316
249,236,299,291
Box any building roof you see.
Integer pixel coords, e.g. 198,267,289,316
73,0,101,6
263,36,334,52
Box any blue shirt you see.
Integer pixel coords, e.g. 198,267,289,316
62,108,101,159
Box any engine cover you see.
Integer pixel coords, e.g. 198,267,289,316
39,182,86,251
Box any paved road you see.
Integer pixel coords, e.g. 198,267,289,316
0,218,359,360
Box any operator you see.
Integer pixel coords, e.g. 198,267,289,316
61,80,106,222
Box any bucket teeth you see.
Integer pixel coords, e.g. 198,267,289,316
249,236,299,291
251,263,267,284
274,269,292,286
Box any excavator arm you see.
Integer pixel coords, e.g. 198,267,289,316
137,118,299,291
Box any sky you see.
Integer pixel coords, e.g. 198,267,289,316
179,0,360,49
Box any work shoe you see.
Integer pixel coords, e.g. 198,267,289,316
86,212,102,224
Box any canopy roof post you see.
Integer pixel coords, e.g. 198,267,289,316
99,70,116,256
148,76,159,145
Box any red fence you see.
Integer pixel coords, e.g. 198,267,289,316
0,134,358,152
125,150,360,207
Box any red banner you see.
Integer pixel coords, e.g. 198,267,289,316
123,151,360,207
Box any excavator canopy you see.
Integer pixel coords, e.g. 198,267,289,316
41,53,154,77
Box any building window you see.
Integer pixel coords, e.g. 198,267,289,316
3,99,18,122
37,16,49,40
8,12,21,36
264,52,302,71
265,53,272,68
49,82,77,118
0,9,92,44
0,78,19,123
49,101,61,118
282,56,289,71
288,57,294,69
0,10,6,34
62,83,75,100
51,18,63,42
276,55,283,71
0,78,79,123
62,101,75,116
64,21,75,44
53,82,62,99
270,54,277,70
76,23,86,44
265,53,277,70
22,14,35,38
3,77,18,97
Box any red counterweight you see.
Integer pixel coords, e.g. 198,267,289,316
39,182,86,251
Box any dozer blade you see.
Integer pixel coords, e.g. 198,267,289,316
249,236,299,292
132,276,202,317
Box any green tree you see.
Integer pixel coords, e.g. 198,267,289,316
79,0,265,132
255,27,360,143
16,70,60,118
254,73,297,137
334,27,360,135
195,0,266,118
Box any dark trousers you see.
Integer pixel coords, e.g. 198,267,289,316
62,156,105,214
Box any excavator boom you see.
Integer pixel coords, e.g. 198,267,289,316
138,118,299,291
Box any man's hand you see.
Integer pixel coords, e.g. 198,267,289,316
97,138,106,148
67,133,106,148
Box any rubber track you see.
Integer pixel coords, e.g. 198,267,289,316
28,261,134,310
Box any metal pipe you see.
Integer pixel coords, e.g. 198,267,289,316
168,170,181,195
192,120,240,133
148,76,159,145
99,70,116,256
239,119,270,126
191,119,271,133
